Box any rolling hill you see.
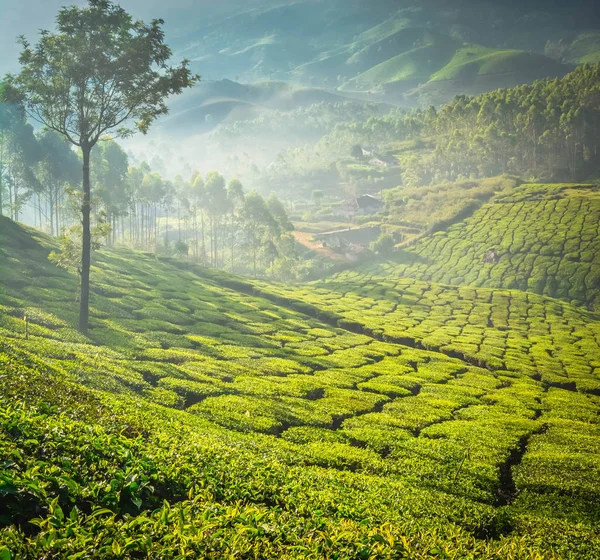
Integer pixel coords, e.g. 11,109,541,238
153,79,348,136
1,205,600,556
366,183,600,311
168,0,598,107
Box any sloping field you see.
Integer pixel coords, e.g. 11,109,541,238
366,184,600,311
0,216,599,557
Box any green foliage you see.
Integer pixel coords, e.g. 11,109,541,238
1,203,600,557
49,221,111,274
370,233,395,255
378,183,600,310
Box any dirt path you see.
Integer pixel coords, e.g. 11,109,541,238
293,231,348,262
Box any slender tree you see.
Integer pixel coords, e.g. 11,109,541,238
240,191,276,277
226,178,244,271
92,139,129,245
11,0,199,334
204,171,228,268
36,130,79,235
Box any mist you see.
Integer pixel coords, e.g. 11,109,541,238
1,1,600,557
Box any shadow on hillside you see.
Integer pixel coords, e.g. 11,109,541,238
386,249,433,266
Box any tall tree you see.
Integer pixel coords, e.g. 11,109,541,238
226,178,244,271
3,118,40,221
190,173,205,262
240,191,276,277
0,83,22,217
37,130,80,235
204,171,228,268
92,139,129,245
12,0,199,334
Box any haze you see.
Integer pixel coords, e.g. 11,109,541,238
1,0,600,557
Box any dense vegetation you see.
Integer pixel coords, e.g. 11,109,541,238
377,183,600,311
1,217,599,558
2,1,600,558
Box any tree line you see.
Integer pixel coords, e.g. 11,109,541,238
0,106,298,278
324,63,600,185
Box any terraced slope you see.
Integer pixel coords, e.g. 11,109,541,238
370,184,600,310
1,217,599,557
256,274,600,393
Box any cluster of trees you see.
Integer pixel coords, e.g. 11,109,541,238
0,104,80,232
321,63,600,185
0,110,299,278
424,63,600,182
119,158,298,278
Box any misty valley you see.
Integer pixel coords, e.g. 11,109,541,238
1,0,600,558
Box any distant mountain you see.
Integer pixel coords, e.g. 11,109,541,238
153,79,349,136
171,0,600,106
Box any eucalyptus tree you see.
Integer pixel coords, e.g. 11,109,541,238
36,130,80,235
126,165,146,245
268,194,294,233
92,139,129,245
162,180,175,248
226,178,244,271
240,191,277,277
141,172,165,249
190,173,205,261
204,171,228,268
3,119,40,221
11,0,199,334
0,84,22,217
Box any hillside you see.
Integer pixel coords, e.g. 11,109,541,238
1,214,600,556
168,0,597,106
154,79,348,136
369,184,600,310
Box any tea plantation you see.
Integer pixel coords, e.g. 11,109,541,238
1,216,599,558
372,184,600,311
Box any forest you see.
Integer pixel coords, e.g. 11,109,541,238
1,0,600,559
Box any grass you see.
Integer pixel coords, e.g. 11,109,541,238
429,46,569,83
0,215,599,557
374,183,600,311
341,30,459,92
568,32,600,64
385,176,519,237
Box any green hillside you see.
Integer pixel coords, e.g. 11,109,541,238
1,216,599,556
340,43,569,101
168,0,591,107
428,47,566,82
340,42,455,92
567,32,600,64
367,184,600,310
159,79,347,135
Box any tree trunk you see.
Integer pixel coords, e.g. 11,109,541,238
201,211,205,263
231,212,234,272
193,210,198,260
79,146,92,335
165,208,169,247
106,209,112,247
177,200,181,242
37,194,42,230
49,189,55,236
